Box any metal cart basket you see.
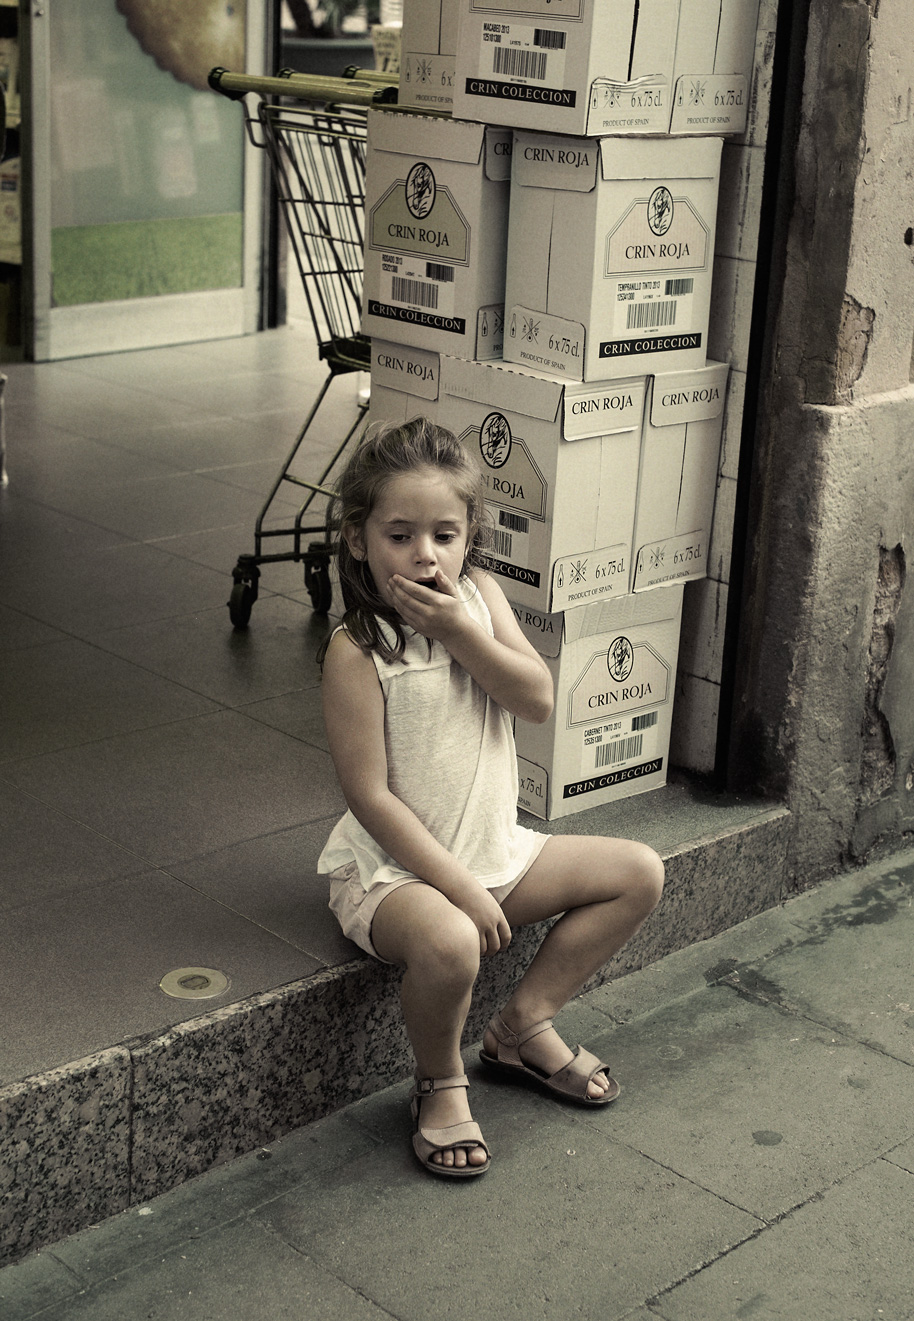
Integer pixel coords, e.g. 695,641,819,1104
210,67,396,626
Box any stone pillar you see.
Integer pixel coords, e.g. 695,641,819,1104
728,0,914,877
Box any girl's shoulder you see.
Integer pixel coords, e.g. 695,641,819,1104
322,625,384,712
324,617,410,680
323,623,376,670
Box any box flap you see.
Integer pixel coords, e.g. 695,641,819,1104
563,377,647,441
368,107,486,165
598,134,722,181
669,73,749,135
512,132,600,193
485,127,514,182
561,583,684,643
371,341,441,403
441,356,564,425
510,602,564,659
505,306,588,383
649,360,729,426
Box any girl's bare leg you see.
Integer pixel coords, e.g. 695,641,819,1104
491,836,664,1098
371,882,487,1168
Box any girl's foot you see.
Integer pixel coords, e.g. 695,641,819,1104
481,1012,619,1104
410,1075,491,1176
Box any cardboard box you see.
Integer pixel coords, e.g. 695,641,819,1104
513,585,683,819
361,109,511,360
398,0,457,112
504,133,722,382
438,357,646,612
632,360,729,591
452,0,759,137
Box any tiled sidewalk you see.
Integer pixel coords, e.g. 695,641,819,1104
3,850,913,1320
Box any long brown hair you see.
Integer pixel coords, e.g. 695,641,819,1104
326,417,491,663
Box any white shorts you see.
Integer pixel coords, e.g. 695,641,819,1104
328,836,549,964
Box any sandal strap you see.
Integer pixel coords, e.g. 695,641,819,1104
415,1120,489,1153
517,1018,555,1047
487,1011,554,1065
546,1047,609,1099
412,1072,469,1098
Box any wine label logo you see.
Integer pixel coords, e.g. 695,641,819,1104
648,186,673,237
607,635,634,683
479,412,512,468
406,162,436,219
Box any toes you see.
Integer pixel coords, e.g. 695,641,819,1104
587,1072,610,1099
430,1145,487,1169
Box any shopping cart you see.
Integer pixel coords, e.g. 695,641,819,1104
209,67,396,627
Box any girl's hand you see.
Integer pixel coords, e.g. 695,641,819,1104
460,884,512,957
388,570,467,644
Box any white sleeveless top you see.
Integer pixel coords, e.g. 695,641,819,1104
318,582,545,893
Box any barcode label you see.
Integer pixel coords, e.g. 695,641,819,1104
665,278,694,297
426,262,455,282
392,277,438,309
627,299,677,331
493,47,547,81
534,29,566,49
499,511,529,534
632,711,658,732
595,735,643,769
492,528,513,558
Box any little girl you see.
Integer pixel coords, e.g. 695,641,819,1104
318,417,664,1179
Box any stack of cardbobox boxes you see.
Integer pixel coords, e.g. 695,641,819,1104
361,0,759,819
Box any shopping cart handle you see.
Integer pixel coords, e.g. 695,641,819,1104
208,67,247,100
342,65,398,87
275,68,399,104
209,66,398,106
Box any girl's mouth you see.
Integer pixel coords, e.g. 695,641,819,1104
417,578,438,590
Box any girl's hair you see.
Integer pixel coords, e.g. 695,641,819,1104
326,416,491,663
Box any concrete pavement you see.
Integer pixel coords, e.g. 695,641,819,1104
3,847,914,1321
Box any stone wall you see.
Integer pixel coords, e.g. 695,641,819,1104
728,0,914,877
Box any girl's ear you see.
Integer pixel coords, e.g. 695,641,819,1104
342,523,366,561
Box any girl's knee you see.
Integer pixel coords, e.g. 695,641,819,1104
628,841,665,912
409,908,480,988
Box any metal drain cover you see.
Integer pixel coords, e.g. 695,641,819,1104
159,967,230,1000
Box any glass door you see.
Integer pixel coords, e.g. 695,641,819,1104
24,0,267,360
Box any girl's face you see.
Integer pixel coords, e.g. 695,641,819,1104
345,466,470,610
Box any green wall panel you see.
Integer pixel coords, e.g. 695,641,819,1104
51,214,243,307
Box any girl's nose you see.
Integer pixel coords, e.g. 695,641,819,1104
415,536,436,565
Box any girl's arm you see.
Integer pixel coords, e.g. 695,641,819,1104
388,569,554,724
321,629,512,954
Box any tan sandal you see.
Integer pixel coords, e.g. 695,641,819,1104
479,1012,621,1106
410,1073,491,1179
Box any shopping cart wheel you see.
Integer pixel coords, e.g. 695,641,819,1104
228,562,260,629
304,548,332,615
